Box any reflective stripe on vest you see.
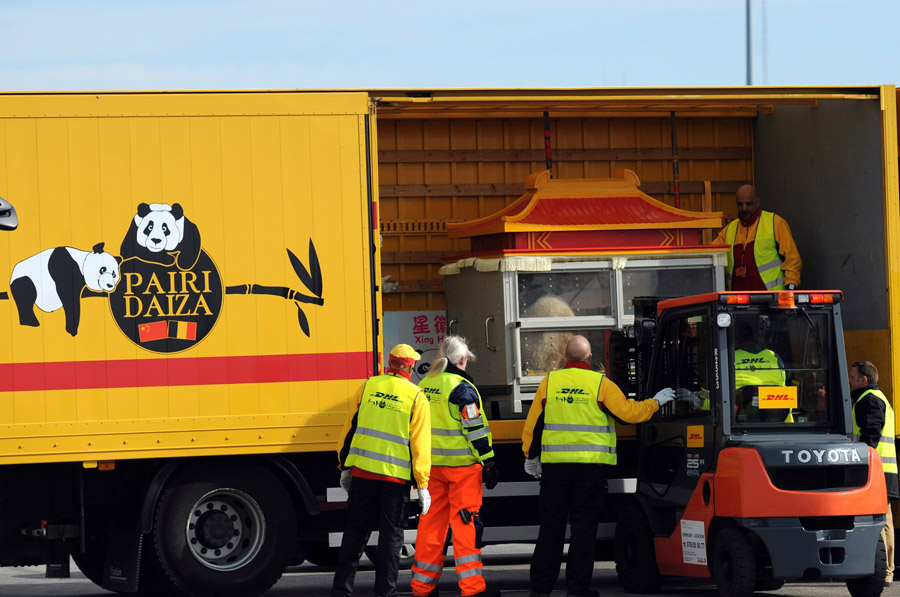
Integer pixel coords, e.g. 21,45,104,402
419,372,493,466
346,375,419,479
542,369,616,464
734,349,786,390
853,388,898,475
724,210,785,290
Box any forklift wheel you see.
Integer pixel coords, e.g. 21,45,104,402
712,528,756,597
846,534,887,597
614,505,663,593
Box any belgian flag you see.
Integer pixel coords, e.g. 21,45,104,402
168,320,197,341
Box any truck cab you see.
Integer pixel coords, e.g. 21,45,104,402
616,290,888,597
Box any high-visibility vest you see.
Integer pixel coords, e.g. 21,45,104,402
541,368,616,465
734,349,786,390
419,372,493,466
724,210,785,290
853,388,898,475
346,374,420,480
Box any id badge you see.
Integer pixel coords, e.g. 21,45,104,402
734,266,747,277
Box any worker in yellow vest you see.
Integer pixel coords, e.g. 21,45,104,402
411,336,500,597
731,318,788,423
714,184,801,291
521,335,674,597
850,360,898,587
333,344,432,597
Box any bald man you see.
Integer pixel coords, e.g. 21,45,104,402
521,335,674,597
714,184,801,291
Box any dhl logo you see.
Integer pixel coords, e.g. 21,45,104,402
759,386,798,408
559,388,588,395
372,391,400,401
687,424,704,447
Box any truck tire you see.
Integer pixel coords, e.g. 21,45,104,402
149,462,296,596
614,505,664,593
846,534,887,597
712,528,756,597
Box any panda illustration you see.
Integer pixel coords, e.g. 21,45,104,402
120,202,201,270
9,242,121,337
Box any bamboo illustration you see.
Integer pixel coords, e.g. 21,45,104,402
225,239,324,337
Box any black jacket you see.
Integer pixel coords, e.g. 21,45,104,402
852,383,899,499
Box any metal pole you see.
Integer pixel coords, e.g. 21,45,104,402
746,0,753,85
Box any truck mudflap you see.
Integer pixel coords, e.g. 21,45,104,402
738,514,884,579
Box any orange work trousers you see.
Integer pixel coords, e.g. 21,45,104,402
410,464,485,596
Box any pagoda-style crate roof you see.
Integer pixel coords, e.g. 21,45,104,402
445,169,724,256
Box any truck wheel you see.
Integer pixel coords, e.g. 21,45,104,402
712,528,756,597
150,463,296,596
614,505,664,593
846,534,887,597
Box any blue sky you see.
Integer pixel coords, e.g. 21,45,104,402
1,0,898,90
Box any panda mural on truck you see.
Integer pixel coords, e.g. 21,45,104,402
9,242,121,337
2,200,324,354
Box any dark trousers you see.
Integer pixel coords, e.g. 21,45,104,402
530,463,607,596
332,477,410,597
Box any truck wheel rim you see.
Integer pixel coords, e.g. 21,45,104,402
185,488,265,571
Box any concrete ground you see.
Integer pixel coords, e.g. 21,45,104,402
0,545,896,596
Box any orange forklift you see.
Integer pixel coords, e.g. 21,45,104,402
614,290,888,597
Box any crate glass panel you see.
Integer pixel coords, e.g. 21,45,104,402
518,271,612,318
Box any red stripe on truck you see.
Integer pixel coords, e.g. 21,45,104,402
0,352,374,392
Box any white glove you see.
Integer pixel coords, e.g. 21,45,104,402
653,387,675,407
340,469,352,493
417,487,431,516
676,388,703,408
524,456,542,479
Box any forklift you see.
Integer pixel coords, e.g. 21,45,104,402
614,290,888,597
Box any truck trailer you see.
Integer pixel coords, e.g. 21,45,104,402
0,86,898,595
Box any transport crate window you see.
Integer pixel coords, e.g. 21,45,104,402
519,328,608,378
518,271,612,318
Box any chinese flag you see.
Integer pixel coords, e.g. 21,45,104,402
138,321,168,342
168,320,197,341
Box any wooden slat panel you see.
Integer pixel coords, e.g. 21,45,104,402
382,251,448,264
380,144,754,163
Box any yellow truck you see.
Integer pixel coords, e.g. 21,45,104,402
0,86,898,596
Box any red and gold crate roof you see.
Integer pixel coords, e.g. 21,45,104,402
444,169,724,258
448,169,722,238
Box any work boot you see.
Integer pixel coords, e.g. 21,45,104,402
468,588,501,597
567,591,600,597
